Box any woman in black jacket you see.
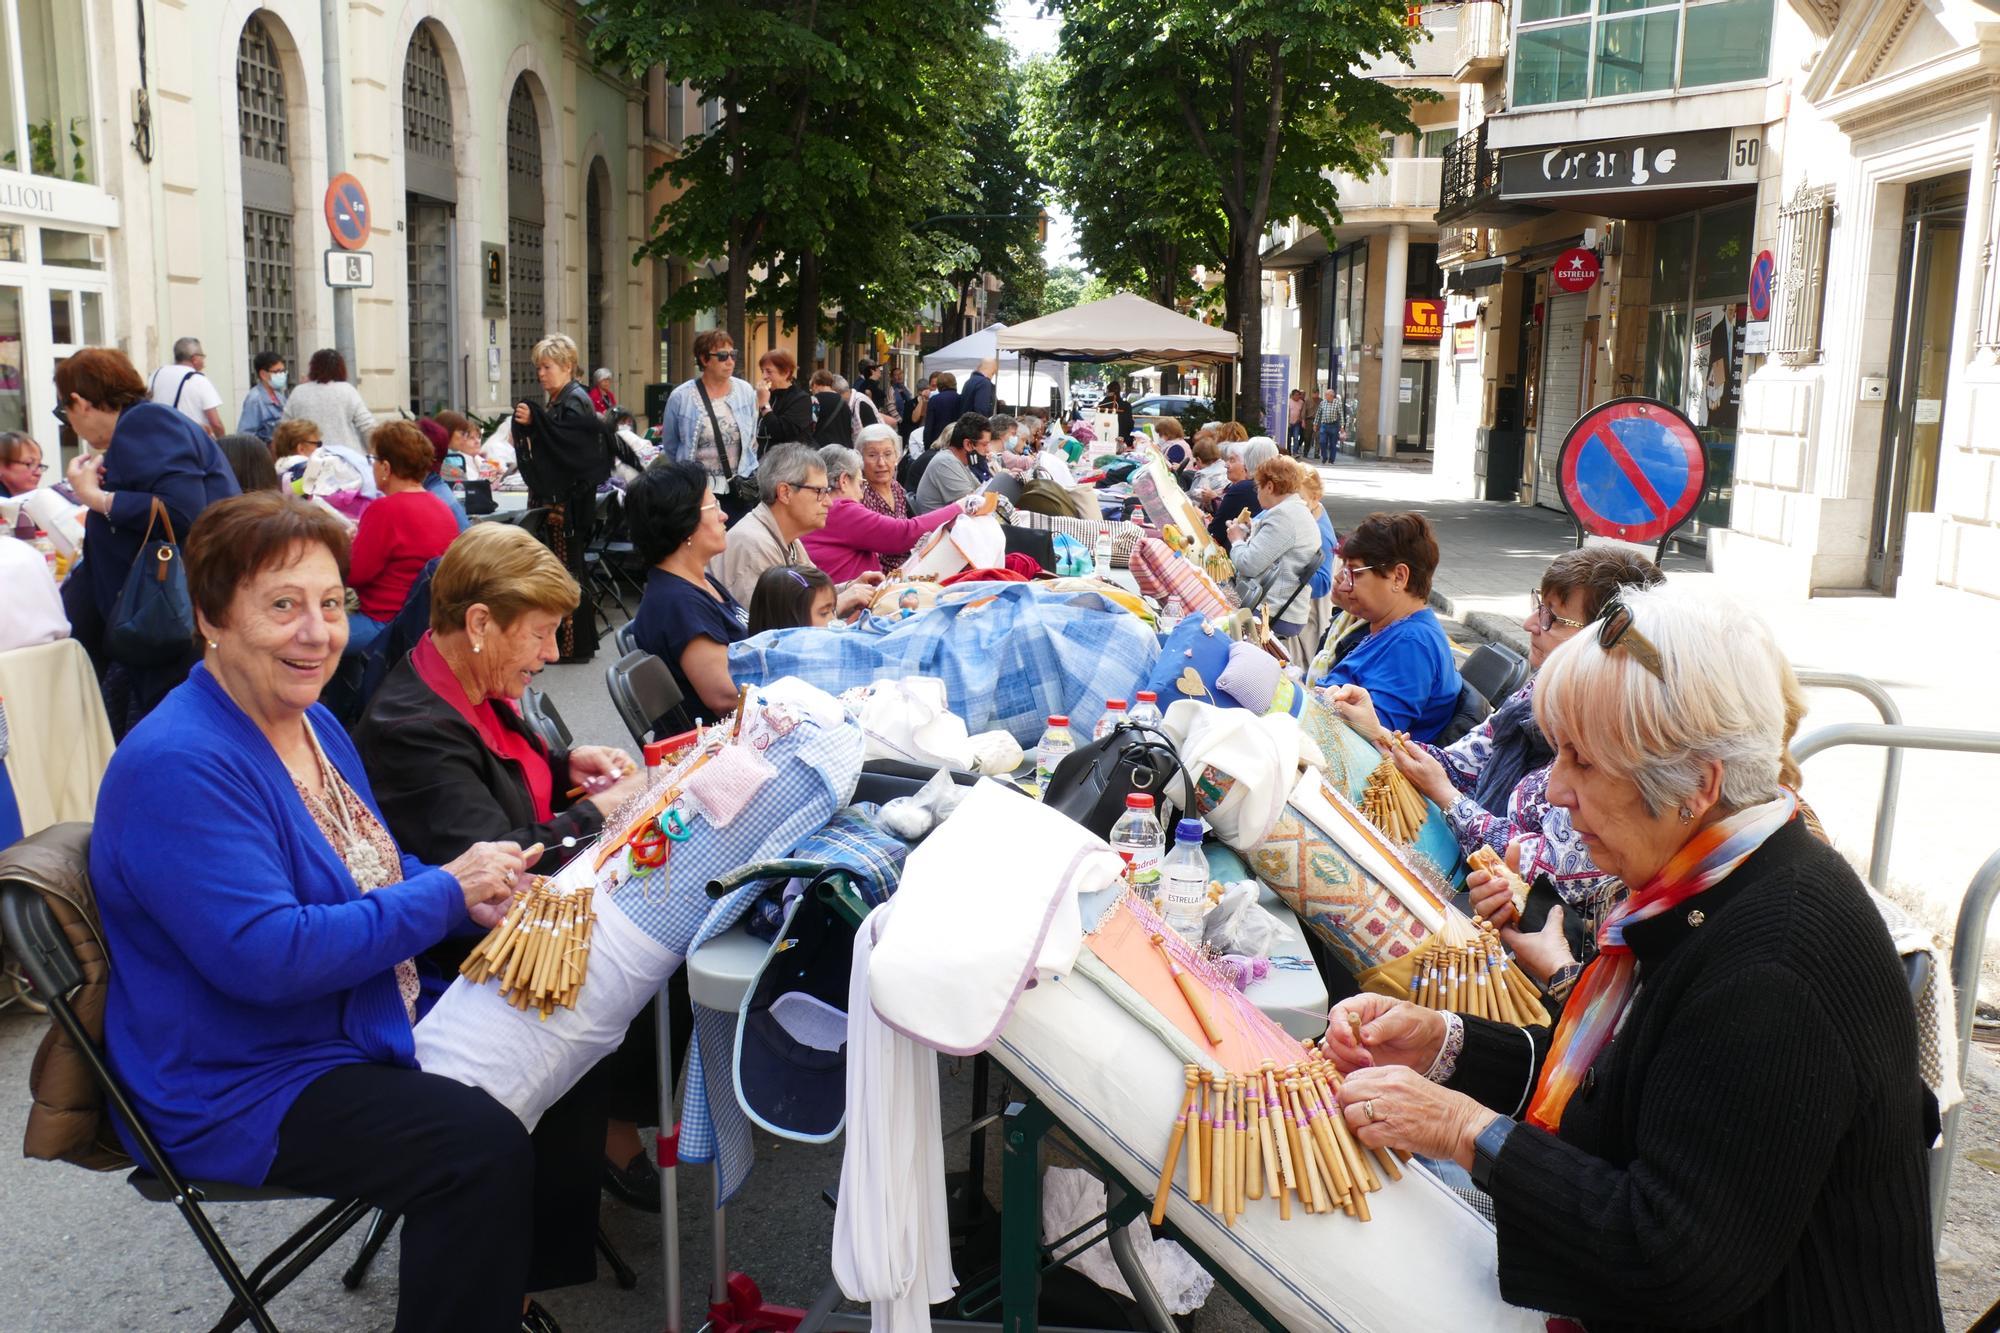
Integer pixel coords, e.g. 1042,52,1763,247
512,333,610,662
754,347,815,448
355,524,686,1275
1321,583,1941,1333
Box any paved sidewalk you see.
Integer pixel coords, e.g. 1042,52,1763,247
1317,458,2000,991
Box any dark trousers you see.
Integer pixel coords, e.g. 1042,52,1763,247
532,475,601,661
266,1063,534,1333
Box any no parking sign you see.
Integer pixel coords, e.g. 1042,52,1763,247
1556,397,1707,559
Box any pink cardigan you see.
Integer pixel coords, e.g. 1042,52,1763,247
803,496,960,582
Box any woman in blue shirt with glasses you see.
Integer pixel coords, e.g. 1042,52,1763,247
1315,511,1459,743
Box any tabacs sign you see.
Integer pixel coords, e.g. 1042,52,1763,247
1403,298,1443,344
1498,129,1758,201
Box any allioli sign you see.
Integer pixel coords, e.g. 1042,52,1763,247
1552,247,1600,294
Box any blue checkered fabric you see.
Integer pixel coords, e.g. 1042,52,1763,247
614,708,864,1200
729,582,1160,746
789,803,907,909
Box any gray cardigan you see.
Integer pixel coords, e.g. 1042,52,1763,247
1230,495,1321,627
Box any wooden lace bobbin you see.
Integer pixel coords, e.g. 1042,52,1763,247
1290,1074,1347,1213
1152,1067,1201,1226
1210,1074,1227,1216
1187,1071,1205,1205
1260,1063,1295,1221
1244,1089,1265,1201
1225,1076,1241,1224
1151,933,1227,1045
1253,1076,1279,1205
1297,1070,1352,1205
1238,1078,1252,1216
1195,1071,1213,1206
1277,1077,1320,1213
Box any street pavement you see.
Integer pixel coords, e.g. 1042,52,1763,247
3,484,1997,1329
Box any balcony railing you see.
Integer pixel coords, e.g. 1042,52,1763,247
1437,123,1500,223
1454,1,1506,79
1332,157,1443,213
1360,5,1461,79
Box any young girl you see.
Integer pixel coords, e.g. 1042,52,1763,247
747,564,837,634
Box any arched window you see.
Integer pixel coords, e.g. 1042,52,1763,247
238,15,295,370
506,78,544,404
585,160,608,377
404,23,456,414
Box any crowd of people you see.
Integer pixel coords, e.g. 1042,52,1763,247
0,330,1948,1333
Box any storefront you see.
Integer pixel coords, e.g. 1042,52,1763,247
0,179,118,458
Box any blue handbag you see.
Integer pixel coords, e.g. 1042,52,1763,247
107,497,195,668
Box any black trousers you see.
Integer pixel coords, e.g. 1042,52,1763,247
530,475,601,661
266,1063,533,1333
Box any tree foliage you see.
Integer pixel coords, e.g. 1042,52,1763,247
585,0,1029,357
1032,0,1427,424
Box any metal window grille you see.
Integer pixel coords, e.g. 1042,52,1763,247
407,203,451,414
507,79,544,402
403,25,453,166
237,18,288,167
243,207,296,371
586,168,606,374
1772,181,1834,368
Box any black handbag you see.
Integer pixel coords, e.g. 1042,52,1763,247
107,498,195,668
1042,721,1187,840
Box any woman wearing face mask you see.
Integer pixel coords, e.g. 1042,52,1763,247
1331,547,1664,987
238,351,288,443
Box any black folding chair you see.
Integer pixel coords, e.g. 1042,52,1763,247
0,845,372,1333
605,649,688,750
521,685,574,759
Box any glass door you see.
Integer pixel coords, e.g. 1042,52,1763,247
1870,176,1967,593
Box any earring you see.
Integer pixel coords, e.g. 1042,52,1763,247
206,640,218,649
1678,805,1694,824
472,641,482,655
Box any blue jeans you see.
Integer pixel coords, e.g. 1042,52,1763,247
1317,422,1340,462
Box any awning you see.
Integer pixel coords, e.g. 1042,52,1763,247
1444,258,1506,292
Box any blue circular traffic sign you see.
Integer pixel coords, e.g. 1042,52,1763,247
1748,250,1774,322
324,173,371,251
1557,397,1707,545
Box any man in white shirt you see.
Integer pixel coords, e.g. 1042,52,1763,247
147,336,225,438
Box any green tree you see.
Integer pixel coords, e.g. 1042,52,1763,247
1039,0,1424,425
586,0,996,355
928,67,1048,341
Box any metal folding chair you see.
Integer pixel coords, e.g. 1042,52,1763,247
605,648,689,750
0,851,372,1333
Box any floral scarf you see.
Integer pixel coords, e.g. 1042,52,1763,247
1525,789,1798,1132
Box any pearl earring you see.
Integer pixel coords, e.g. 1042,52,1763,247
472,641,482,654
206,640,218,649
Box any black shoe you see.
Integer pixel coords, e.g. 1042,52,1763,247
522,1299,562,1333
602,1150,662,1212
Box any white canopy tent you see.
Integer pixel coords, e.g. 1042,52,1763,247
994,291,1239,366
921,323,1069,413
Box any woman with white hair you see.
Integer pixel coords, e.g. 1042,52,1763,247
1320,583,1941,1332
1208,435,1278,549
802,437,983,582
1226,457,1323,655
854,424,920,570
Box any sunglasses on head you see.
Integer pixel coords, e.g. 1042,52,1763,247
52,403,70,431
1596,599,1665,681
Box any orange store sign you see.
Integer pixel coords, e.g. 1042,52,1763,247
1404,299,1443,343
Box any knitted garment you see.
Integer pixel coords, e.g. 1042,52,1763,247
1446,819,1943,1332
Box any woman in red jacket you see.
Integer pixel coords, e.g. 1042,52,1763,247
346,420,459,658
802,438,982,582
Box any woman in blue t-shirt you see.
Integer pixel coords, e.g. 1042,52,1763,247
627,461,751,727
1314,510,1460,743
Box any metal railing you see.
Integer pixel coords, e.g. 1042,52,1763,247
1437,124,1498,223
1793,669,1905,888
1789,708,2000,1246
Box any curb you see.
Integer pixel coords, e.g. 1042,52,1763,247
1428,588,1533,658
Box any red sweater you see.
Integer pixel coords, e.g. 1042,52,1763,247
349,489,458,620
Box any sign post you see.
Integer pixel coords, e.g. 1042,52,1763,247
1555,396,1708,562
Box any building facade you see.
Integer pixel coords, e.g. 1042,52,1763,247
24,0,645,462
1260,5,1459,456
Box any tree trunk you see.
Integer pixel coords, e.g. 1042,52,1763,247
1216,243,1244,421
795,251,821,372
841,318,859,377
726,246,750,357
1235,227,1264,432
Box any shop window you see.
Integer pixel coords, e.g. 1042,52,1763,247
237,16,297,371
41,228,102,269
1407,242,1443,299
0,224,22,264
0,285,21,432
1513,0,1771,106
16,0,92,183
1771,182,1833,367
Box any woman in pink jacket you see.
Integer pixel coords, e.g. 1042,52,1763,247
804,438,981,581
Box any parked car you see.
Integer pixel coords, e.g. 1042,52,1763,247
1131,394,1213,428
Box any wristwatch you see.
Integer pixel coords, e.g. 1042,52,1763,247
1470,1115,1516,1190
1544,961,1584,1001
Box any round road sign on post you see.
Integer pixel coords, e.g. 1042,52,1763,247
1551,247,1600,294
1748,250,1775,322
325,173,371,251
1556,396,1708,558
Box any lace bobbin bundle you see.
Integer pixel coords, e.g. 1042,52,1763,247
460,880,596,1019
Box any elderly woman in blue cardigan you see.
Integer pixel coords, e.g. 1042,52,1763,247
89,491,550,1333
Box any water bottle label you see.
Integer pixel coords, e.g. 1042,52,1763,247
1161,865,1204,912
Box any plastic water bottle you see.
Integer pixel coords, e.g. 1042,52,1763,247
1092,698,1128,741
1160,820,1210,943
1034,715,1074,795
1110,793,1164,900
1128,691,1162,731
29,528,56,579
1156,595,1184,637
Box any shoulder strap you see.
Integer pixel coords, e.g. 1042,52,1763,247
695,380,739,474
1271,546,1324,626
171,369,196,410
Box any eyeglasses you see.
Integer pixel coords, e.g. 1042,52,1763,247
706,350,737,362
789,483,832,499
1333,563,1381,586
1596,599,1665,681
1529,588,1589,633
